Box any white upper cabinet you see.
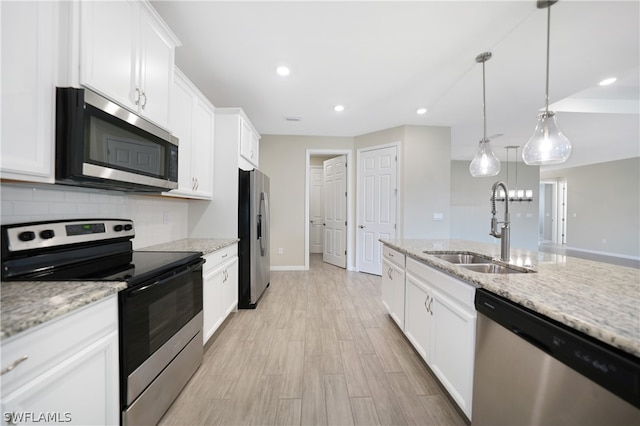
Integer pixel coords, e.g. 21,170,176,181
165,68,214,199
216,108,260,171
79,0,179,129
240,118,260,168
0,1,56,183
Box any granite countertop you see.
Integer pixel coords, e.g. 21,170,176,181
141,237,238,255
381,238,640,358
1,238,238,341
1,281,126,341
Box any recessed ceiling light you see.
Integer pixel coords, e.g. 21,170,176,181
276,66,290,76
599,77,617,86
416,107,427,115
334,105,345,112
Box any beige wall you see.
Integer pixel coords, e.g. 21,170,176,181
354,125,451,238
260,125,453,270
450,160,540,250
541,157,640,257
259,135,354,268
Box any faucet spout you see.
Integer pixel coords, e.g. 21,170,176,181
490,181,511,261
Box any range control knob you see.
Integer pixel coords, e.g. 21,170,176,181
39,229,55,239
113,225,124,232
123,224,133,231
18,231,36,242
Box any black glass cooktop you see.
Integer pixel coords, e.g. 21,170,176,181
4,250,202,286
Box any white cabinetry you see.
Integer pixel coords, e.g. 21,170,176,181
79,0,180,129
165,68,214,199
405,257,477,419
240,118,260,168
0,296,119,425
1,1,56,183
202,245,238,344
217,108,261,170
381,246,406,329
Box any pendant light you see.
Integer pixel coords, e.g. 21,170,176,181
470,52,500,177
522,0,571,166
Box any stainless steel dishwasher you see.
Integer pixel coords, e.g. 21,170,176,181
473,288,640,425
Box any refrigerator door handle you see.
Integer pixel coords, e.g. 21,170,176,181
259,191,269,256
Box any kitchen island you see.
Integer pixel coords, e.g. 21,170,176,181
381,238,640,358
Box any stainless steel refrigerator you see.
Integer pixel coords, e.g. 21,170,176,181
238,169,270,308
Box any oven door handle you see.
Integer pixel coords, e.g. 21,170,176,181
128,258,205,297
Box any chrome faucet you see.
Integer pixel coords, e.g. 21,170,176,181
490,181,510,261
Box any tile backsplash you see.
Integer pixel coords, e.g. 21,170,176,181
1,183,189,249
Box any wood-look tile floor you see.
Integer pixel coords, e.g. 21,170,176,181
159,255,467,426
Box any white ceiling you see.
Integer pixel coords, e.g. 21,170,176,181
151,0,639,171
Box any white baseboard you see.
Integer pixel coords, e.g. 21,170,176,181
271,265,306,271
565,246,640,261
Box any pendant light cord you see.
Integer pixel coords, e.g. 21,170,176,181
544,5,551,114
482,59,487,141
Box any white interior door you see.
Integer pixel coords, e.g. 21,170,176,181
309,166,324,254
323,156,347,268
358,146,397,275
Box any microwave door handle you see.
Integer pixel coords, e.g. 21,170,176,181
128,258,205,297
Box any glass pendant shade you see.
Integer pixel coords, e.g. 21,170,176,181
522,111,571,165
470,139,500,177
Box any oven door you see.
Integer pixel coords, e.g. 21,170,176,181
119,258,204,407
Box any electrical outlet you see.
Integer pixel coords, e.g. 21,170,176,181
162,211,169,224
278,248,284,255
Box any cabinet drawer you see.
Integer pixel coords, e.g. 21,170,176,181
406,258,476,310
383,245,405,269
1,295,118,396
203,244,238,274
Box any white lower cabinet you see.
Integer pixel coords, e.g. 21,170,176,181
382,246,406,329
202,244,238,345
0,296,119,425
405,257,476,419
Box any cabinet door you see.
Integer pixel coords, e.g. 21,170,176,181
430,289,476,418
239,118,258,166
80,0,138,111
390,262,406,329
190,96,214,198
381,259,394,313
1,1,55,183
203,266,223,345
404,274,431,362
137,7,174,129
169,72,194,194
1,331,119,426
220,257,239,317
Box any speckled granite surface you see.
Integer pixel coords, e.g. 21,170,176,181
142,238,238,255
381,239,640,358
1,281,126,341
1,238,238,341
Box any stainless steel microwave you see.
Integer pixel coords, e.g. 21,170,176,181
55,87,178,192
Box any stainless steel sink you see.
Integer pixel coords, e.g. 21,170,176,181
425,251,534,274
459,263,527,274
428,253,493,264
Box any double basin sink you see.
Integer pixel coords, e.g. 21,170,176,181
424,252,534,274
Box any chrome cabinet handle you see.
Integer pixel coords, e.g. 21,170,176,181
141,91,148,109
134,87,141,105
428,298,434,316
359,225,365,229
388,267,392,280
424,297,429,311
1,355,28,376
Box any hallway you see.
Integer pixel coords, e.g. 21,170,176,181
160,254,467,425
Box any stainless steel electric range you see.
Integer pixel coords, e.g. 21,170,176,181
1,218,204,425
